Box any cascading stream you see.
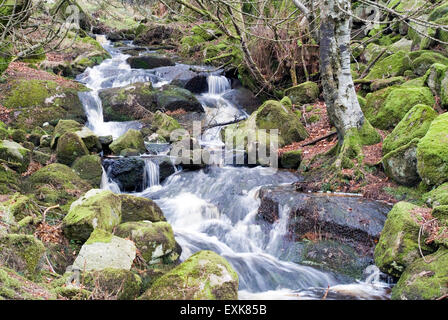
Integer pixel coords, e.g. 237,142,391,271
79,37,390,300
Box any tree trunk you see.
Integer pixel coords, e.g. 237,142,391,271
319,0,365,142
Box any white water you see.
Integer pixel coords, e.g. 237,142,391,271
81,38,390,300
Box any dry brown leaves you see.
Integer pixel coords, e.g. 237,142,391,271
22,161,43,177
411,207,448,245
34,222,65,244
166,108,188,116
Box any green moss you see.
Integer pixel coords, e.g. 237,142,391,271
370,76,405,91
0,234,46,280
52,286,91,300
119,194,166,223
280,150,302,169
284,81,319,105
71,155,102,188
0,165,21,194
0,140,31,173
1,193,41,223
109,129,146,155
383,104,438,155
83,268,142,300
417,113,448,186
115,221,177,265
412,52,448,76
85,228,113,245
151,111,181,141
56,132,89,166
140,250,238,300
368,87,435,130
365,51,411,80
423,183,448,207
25,163,91,207
62,190,122,242
374,202,435,278
391,248,448,300
51,120,83,148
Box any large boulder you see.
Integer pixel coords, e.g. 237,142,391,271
411,51,448,76
284,81,320,105
25,163,92,206
0,234,45,280
383,139,421,186
417,112,448,186
126,54,175,70
102,157,146,192
99,82,155,122
382,104,438,155
391,248,448,300
62,189,122,242
141,250,238,300
364,86,435,130
119,194,166,223
0,79,87,130
72,229,136,271
109,129,146,155
72,155,103,188
374,202,435,278
155,85,203,113
144,111,182,141
222,88,261,114
114,221,179,265
56,132,89,166
365,50,411,80
0,140,31,173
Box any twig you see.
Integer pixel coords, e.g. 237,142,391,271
322,285,330,300
360,48,388,79
45,253,57,275
301,131,337,147
418,218,437,263
42,204,60,223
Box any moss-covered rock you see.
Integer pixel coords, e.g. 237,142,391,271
367,86,435,130
370,76,405,92
383,139,421,186
365,50,411,80
383,104,438,156
417,113,448,186
99,82,155,122
391,248,448,300
119,194,166,223
83,268,142,300
155,85,203,113
25,163,92,207
412,52,448,76
423,183,448,207
0,234,46,280
0,140,31,173
280,150,302,169
62,189,122,242
56,132,89,166
141,250,238,300
0,165,21,195
0,265,55,300
374,202,435,278
0,79,88,130
109,129,146,155
72,229,137,271
126,54,175,70
0,193,41,223
284,81,319,105
115,221,178,265
72,155,102,188
150,111,182,141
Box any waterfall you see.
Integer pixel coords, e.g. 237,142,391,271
143,159,160,189
207,75,231,95
100,167,121,193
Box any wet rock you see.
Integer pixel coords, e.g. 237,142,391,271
102,157,145,192
127,54,175,70
62,189,122,242
140,250,238,300
222,88,261,114
258,184,390,248
183,75,208,94
156,85,203,113
72,229,136,271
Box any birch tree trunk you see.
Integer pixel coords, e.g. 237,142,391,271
319,0,365,142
